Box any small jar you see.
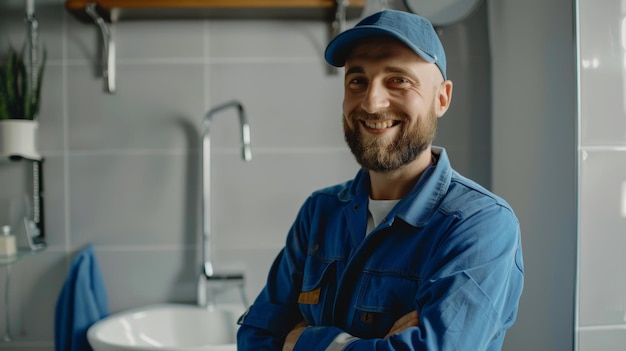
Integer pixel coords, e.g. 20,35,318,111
0,225,17,256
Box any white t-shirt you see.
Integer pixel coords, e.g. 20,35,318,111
366,198,400,234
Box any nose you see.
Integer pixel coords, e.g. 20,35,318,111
361,82,390,113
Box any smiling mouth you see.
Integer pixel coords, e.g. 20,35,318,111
361,119,401,130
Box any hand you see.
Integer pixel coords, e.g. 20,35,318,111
282,320,308,351
384,310,419,339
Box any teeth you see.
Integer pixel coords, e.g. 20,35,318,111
364,120,395,129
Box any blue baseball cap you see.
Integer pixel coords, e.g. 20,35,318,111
324,9,447,80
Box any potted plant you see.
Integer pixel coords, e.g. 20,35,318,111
0,45,46,160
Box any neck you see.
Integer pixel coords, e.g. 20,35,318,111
368,147,433,200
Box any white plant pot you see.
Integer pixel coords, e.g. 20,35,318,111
0,119,41,160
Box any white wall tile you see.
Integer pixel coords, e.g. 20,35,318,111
37,65,65,154
211,151,358,252
578,328,626,351
579,0,626,146
207,20,330,60
67,64,205,151
578,150,626,326
68,153,196,247
208,62,347,149
114,21,205,60
96,247,198,313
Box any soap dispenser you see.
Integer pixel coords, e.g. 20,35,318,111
0,225,17,256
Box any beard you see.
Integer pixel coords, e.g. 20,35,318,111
343,102,438,173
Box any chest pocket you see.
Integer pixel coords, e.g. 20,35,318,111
349,271,421,338
298,258,338,326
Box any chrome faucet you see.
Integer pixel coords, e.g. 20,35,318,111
197,100,251,308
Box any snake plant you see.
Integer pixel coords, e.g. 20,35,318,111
0,45,46,120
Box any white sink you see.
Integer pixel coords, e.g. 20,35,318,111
87,303,245,351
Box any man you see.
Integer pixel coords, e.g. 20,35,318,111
237,9,524,351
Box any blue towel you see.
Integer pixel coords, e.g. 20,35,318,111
54,244,109,351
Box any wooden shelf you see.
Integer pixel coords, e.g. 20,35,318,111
65,0,366,22
65,0,363,93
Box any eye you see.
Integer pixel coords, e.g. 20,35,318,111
346,76,368,91
389,77,412,86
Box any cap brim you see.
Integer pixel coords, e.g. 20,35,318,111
324,26,437,67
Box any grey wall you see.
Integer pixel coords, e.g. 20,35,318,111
489,0,578,351
0,0,493,349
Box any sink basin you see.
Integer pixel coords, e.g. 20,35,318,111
87,303,245,351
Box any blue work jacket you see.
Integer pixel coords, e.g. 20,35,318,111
237,147,524,350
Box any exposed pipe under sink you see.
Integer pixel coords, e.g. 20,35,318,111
198,100,251,308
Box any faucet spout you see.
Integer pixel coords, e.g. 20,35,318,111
198,100,251,307
203,100,252,163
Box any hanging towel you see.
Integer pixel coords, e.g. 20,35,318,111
54,244,109,351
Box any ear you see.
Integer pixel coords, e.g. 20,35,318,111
436,80,453,117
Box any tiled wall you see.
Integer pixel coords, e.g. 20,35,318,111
577,0,626,349
0,0,491,349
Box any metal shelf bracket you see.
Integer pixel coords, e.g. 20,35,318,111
85,3,116,93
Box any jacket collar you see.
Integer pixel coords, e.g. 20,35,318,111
339,146,452,228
